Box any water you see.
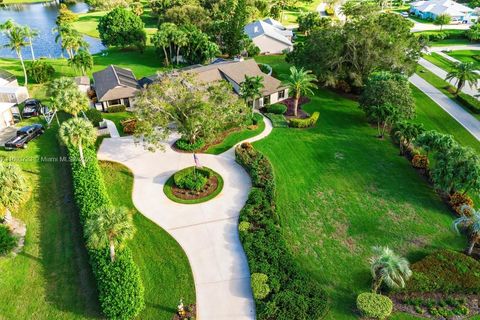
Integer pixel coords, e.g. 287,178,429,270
0,1,105,59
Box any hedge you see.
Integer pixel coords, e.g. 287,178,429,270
456,93,480,114
235,142,328,320
175,138,205,152
85,108,103,127
403,249,480,294
69,147,145,319
289,112,320,128
266,103,287,115
107,104,127,113
0,225,17,255
356,292,393,320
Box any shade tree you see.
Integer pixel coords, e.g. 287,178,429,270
433,13,451,31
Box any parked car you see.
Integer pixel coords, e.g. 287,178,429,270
4,124,45,150
22,99,46,118
401,12,409,18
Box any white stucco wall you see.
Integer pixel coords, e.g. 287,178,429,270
253,35,292,54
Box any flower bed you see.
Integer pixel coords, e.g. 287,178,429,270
235,142,329,319
163,166,224,204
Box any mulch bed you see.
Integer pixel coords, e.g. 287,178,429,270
278,97,311,118
172,304,196,320
390,293,480,319
172,175,219,200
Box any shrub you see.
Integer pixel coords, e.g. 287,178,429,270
251,273,270,300
456,93,480,114
107,104,126,113
411,154,429,169
266,103,287,115
27,59,55,83
0,225,17,255
356,292,393,320
449,192,474,215
238,221,250,232
121,118,136,135
289,112,320,128
85,108,103,127
68,147,145,318
404,249,480,294
173,167,211,191
175,138,205,152
235,143,328,320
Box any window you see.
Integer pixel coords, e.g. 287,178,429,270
109,99,121,106
278,90,285,99
263,95,271,106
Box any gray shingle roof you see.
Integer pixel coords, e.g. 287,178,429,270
93,65,140,102
244,19,293,46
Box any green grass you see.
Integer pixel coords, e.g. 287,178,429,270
264,113,289,128
282,0,322,25
72,11,106,38
101,111,133,137
447,50,480,67
163,167,224,204
0,116,101,319
252,55,469,320
429,38,472,46
99,161,195,319
422,52,455,72
205,114,266,154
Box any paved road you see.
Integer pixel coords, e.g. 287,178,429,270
410,74,480,141
98,116,273,320
411,21,471,32
429,44,480,52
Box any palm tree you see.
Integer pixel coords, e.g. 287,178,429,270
85,206,135,262
240,75,264,114
3,26,29,86
453,206,480,255
59,118,97,167
22,26,38,61
54,24,87,59
68,49,93,75
445,62,479,95
0,162,28,226
282,66,318,117
47,77,89,117
394,122,425,155
369,246,412,293
0,19,15,36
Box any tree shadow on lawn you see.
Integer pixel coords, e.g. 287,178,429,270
35,126,101,318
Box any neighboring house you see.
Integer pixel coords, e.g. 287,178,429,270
0,69,29,104
410,0,477,22
74,76,91,94
92,65,140,111
141,59,288,108
244,18,293,54
0,103,16,130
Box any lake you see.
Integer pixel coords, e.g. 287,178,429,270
0,1,105,59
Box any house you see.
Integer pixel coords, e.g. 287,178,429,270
74,76,90,94
0,69,29,104
244,18,293,54
410,0,477,23
0,103,16,130
92,65,140,111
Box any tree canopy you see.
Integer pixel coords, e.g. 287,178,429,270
98,7,146,51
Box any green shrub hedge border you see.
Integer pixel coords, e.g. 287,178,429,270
107,105,127,113
289,112,320,128
235,143,329,319
163,166,224,204
68,147,145,319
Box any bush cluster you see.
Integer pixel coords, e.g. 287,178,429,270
173,167,211,191
289,112,320,128
456,93,480,114
175,138,205,152
404,296,470,317
356,292,393,320
121,118,136,134
85,108,103,127
404,249,480,294
416,30,467,42
27,59,55,83
266,103,287,115
68,147,144,319
107,104,127,113
235,142,328,320
0,225,17,255
449,192,474,215
411,154,429,169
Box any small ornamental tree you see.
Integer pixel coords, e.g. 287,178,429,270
0,162,28,224
59,118,97,167
434,13,452,31
98,7,146,50
454,206,480,255
393,121,425,155
369,246,412,293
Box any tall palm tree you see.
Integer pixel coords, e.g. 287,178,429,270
85,206,135,262
282,66,318,117
59,118,97,167
68,49,93,75
369,246,412,293
0,19,15,36
22,26,38,61
240,75,264,114
0,162,28,226
453,206,480,255
3,26,29,86
445,62,479,95
47,77,89,117
54,24,87,59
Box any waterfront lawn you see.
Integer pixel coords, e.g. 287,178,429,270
73,11,106,38
253,55,468,319
99,161,195,319
447,49,480,67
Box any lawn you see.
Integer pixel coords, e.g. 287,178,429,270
72,11,106,38
0,117,100,319
447,49,480,67
99,161,195,319
253,55,469,319
101,111,133,137
422,52,455,72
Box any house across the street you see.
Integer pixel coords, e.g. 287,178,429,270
244,18,293,54
92,65,140,111
410,0,477,23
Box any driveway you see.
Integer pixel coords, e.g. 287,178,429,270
97,116,273,319
0,126,17,146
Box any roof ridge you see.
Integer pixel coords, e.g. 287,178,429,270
110,65,121,86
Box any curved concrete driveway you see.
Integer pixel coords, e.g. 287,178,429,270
98,117,273,319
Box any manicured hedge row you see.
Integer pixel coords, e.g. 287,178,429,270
456,93,480,114
107,104,127,113
289,112,320,128
69,147,145,319
235,143,329,320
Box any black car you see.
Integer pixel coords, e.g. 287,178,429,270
22,99,45,118
4,124,45,150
